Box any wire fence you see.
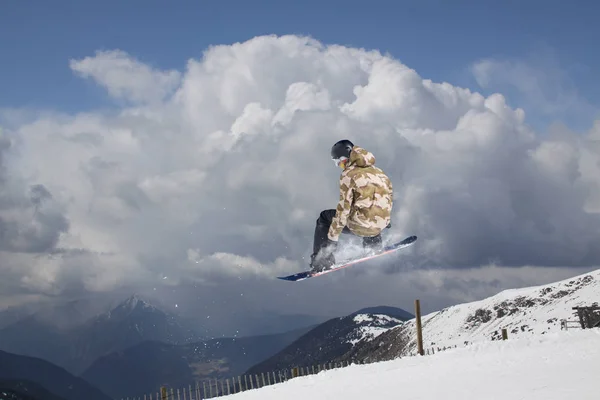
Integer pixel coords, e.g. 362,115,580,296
119,359,363,399
118,344,461,400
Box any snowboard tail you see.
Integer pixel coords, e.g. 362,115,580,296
277,235,417,282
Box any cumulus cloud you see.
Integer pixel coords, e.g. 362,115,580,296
0,127,71,296
1,35,600,311
69,50,181,104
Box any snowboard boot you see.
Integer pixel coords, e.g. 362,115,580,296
310,252,335,272
362,234,383,255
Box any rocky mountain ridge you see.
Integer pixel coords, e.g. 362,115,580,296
345,268,600,363
244,307,411,375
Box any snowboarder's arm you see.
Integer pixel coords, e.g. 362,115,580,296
328,173,354,241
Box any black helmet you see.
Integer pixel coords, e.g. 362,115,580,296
331,139,354,160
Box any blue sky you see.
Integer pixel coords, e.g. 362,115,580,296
1,0,598,131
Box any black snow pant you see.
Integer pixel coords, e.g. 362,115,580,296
312,209,385,256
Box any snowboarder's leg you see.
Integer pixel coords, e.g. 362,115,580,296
362,234,383,253
312,209,335,254
310,209,350,271
361,221,392,254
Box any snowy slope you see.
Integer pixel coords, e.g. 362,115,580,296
397,268,600,353
347,314,402,345
226,329,600,400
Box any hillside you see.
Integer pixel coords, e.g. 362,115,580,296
351,305,414,320
348,268,600,361
244,306,410,375
0,350,110,400
0,380,67,400
81,325,313,399
220,329,600,400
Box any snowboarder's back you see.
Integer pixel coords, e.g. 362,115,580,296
329,145,393,239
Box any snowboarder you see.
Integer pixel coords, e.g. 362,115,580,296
310,139,394,272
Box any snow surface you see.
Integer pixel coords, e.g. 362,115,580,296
226,329,600,399
347,326,390,345
396,268,600,353
352,314,400,324
349,314,403,345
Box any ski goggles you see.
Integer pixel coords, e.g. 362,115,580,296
332,157,347,168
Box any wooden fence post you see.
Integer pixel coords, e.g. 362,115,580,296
160,387,167,400
502,328,508,340
415,299,424,355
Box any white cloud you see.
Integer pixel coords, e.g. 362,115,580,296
69,50,181,105
186,249,298,280
1,34,600,311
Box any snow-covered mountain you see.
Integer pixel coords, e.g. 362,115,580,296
67,294,203,373
346,314,403,345
83,293,199,344
349,268,600,361
244,307,410,375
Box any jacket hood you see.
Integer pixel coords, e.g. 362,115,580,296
348,146,376,167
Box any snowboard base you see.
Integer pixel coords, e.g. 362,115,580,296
277,235,417,282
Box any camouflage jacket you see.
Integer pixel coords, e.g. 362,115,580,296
328,146,393,240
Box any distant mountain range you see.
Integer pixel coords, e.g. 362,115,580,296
0,293,337,399
81,325,315,399
0,295,203,374
0,350,110,400
0,293,342,400
79,304,414,399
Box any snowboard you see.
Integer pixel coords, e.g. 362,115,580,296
277,235,417,282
